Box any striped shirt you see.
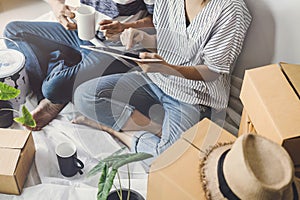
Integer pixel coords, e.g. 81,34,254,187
80,0,155,18
148,0,251,109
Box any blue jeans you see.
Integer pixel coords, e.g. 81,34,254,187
3,21,134,104
74,72,211,157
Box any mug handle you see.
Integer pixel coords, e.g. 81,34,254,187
74,157,84,175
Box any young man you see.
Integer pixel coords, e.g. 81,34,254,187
4,0,155,130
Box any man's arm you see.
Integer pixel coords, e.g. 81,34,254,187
99,15,154,39
48,0,76,30
123,15,154,29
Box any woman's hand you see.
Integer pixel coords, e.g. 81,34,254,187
137,53,183,77
120,28,156,50
49,0,77,30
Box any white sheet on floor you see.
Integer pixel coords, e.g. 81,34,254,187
0,96,148,200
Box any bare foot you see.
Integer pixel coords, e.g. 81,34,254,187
72,115,133,148
72,115,114,133
28,99,65,131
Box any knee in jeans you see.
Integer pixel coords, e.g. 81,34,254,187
42,78,71,104
74,81,97,111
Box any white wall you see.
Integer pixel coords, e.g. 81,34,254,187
234,0,300,78
0,0,50,33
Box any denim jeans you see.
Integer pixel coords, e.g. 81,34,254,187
3,21,134,104
74,71,211,157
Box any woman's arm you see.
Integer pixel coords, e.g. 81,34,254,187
174,64,220,81
99,15,154,39
100,15,153,31
138,52,220,81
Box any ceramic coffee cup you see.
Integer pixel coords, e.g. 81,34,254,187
55,142,84,177
75,4,96,40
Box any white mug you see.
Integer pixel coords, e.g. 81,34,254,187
75,4,96,41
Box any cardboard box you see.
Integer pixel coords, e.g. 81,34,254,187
147,118,236,200
0,129,35,195
239,63,300,167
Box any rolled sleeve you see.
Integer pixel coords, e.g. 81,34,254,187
202,1,251,74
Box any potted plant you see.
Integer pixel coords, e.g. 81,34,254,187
88,147,153,200
0,81,36,128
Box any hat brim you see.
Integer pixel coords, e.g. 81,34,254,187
293,178,300,199
200,142,233,200
200,140,299,200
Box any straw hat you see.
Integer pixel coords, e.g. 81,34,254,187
200,134,300,200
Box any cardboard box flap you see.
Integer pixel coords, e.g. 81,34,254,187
0,129,31,149
240,65,300,143
149,139,205,199
182,118,236,152
0,148,21,175
150,138,191,171
147,119,236,200
280,63,300,98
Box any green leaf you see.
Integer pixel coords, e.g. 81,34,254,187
98,169,118,200
111,147,127,156
14,105,36,128
97,164,108,200
92,149,152,200
88,162,106,177
100,154,135,163
0,82,20,100
88,147,127,177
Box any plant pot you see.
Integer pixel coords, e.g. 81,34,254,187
0,100,14,128
107,189,145,200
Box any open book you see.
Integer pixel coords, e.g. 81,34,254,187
80,45,162,62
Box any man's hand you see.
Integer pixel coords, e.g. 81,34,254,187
99,19,125,41
51,0,77,30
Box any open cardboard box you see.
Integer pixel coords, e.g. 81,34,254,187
147,118,236,200
0,128,35,195
239,63,300,173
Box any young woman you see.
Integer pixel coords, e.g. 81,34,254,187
3,0,155,131
74,0,252,157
